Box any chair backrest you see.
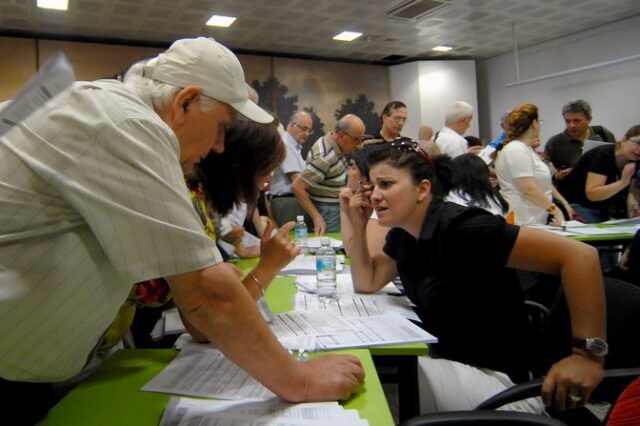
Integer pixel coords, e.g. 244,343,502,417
476,368,640,410
545,276,640,373
400,410,566,425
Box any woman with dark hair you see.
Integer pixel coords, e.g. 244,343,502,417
193,118,286,217
191,118,287,258
558,124,640,223
342,137,606,414
446,153,509,215
495,104,573,225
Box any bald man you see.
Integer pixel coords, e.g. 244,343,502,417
418,124,441,156
292,114,366,235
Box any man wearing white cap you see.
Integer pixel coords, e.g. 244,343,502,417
0,37,364,423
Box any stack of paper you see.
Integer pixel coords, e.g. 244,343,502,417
143,343,276,400
159,398,368,426
271,311,436,352
280,254,345,275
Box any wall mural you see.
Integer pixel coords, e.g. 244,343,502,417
239,54,391,157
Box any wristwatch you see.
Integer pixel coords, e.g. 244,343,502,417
573,337,609,357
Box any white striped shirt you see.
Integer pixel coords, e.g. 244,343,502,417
0,80,220,381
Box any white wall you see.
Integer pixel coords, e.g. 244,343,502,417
390,60,478,140
477,14,640,145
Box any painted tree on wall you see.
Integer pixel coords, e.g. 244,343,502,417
251,77,297,125
335,94,380,136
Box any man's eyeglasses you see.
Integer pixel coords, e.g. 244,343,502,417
341,130,365,143
389,138,435,169
293,122,313,134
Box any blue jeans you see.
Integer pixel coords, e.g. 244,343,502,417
308,201,341,233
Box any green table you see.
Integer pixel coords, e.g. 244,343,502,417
570,224,636,247
235,255,427,422
39,348,394,426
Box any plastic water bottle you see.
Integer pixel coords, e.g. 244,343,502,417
294,215,308,253
316,237,337,303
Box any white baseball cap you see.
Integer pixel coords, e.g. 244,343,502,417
142,37,272,124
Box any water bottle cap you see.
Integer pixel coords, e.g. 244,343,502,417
296,215,304,221
321,237,330,245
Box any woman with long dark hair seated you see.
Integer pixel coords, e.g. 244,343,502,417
341,137,606,414
446,153,509,216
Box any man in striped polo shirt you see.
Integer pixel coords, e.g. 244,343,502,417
292,114,366,235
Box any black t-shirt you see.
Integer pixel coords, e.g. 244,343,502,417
545,126,616,170
559,144,633,219
383,200,530,382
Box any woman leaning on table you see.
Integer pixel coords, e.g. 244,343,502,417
494,104,574,225
557,124,640,223
341,137,606,414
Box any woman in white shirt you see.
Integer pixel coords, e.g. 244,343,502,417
495,104,573,225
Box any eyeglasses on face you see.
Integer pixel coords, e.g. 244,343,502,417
341,130,365,143
293,122,313,134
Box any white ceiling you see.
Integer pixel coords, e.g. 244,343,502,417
1,0,639,64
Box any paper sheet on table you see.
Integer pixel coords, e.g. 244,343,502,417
295,273,402,295
271,311,436,351
0,53,75,137
159,397,368,426
568,226,637,236
293,293,420,322
280,254,345,275
304,237,343,249
604,217,640,226
142,342,276,400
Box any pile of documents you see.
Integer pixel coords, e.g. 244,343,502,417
147,343,369,425
280,254,345,275
160,397,367,425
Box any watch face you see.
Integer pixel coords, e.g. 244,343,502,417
586,338,609,357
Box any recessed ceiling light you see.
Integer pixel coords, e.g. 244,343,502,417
37,0,68,11
206,14,237,27
432,45,454,52
333,31,363,42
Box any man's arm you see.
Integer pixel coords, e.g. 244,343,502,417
167,262,364,402
291,175,326,236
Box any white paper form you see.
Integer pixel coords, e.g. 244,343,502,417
305,237,343,250
293,293,420,322
313,313,437,350
0,53,75,137
280,255,345,275
159,398,368,426
295,273,402,295
271,311,436,351
142,343,276,400
569,226,638,236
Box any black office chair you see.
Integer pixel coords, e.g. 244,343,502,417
400,368,640,426
544,276,640,371
401,410,566,425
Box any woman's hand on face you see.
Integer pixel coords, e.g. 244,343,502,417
621,162,636,186
340,186,372,228
541,354,604,411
